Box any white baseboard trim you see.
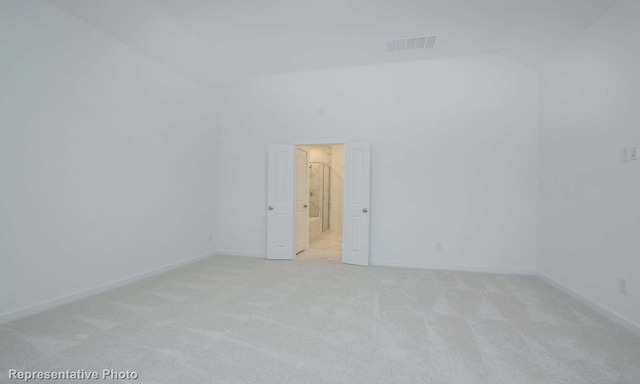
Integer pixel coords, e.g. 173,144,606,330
370,260,535,276
216,250,266,259
0,251,217,325
536,272,640,339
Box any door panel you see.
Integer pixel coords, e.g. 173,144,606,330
295,148,309,253
267,145,295,260
343,142,371,266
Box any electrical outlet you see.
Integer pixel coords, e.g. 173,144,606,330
435,243,443,252
630,146,638,161
209,234,213,242
621,148,630,162
618,279,629,296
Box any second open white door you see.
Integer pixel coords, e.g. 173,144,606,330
342,142,371,266
295,148,309,253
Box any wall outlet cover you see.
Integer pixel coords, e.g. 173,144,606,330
618,279,629,295
630,146,638,161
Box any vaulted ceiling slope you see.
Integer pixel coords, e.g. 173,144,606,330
46,0,619,90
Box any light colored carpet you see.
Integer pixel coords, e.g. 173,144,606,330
296,230,343,262
1,256,639,383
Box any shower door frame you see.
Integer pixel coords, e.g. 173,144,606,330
308,161,331,232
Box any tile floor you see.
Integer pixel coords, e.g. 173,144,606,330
296,230,343,262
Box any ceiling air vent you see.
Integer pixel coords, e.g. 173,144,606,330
385,35,437,53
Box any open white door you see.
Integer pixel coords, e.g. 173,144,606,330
295,148,309,254
267,145,295,260
343,142,371,266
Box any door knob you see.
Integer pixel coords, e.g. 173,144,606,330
268,206,274,211
362,208,368,213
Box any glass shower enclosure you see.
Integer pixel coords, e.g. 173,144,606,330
309,162,330,232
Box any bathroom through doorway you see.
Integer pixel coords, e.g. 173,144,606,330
294,144,344,262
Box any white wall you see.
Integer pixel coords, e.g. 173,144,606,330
538,1,640,330
308,146,332,164
217,55,539,272
0,1,219,320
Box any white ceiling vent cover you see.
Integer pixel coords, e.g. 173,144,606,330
385,35,437,53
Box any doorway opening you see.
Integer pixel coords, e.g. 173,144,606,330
266,141,370,265
294,144,344,262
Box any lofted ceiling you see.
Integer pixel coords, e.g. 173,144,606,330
46,0,619,91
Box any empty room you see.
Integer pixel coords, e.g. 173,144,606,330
1,0,639,383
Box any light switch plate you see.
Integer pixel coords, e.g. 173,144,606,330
621,148,630,162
